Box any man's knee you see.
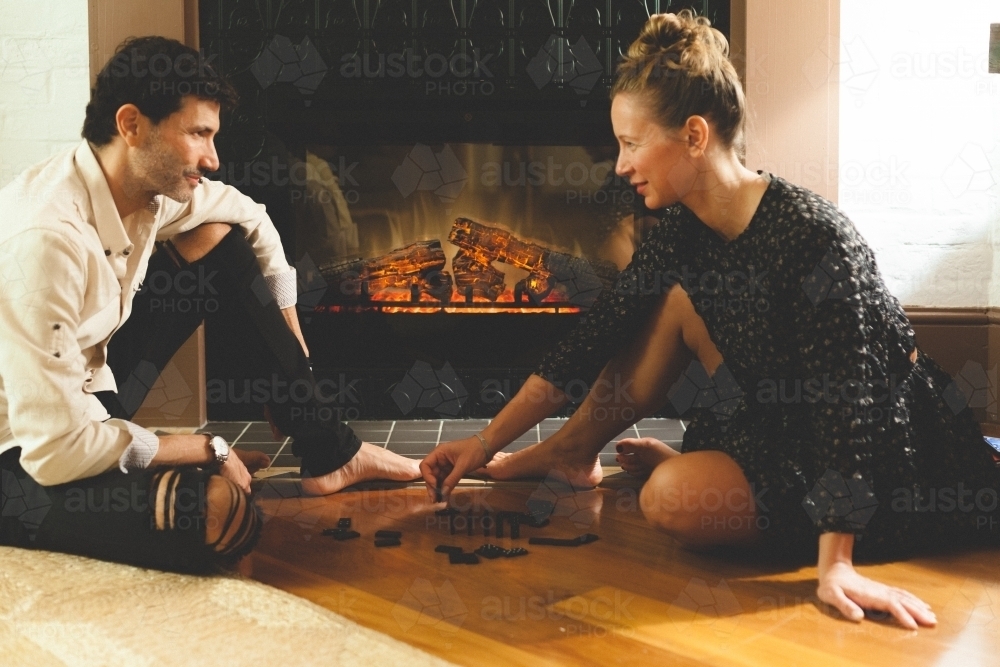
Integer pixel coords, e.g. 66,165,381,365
204,475,261,558
171,222,234,264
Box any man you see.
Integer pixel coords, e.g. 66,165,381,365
0,37,419,572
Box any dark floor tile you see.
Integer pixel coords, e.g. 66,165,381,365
444,419,490,431
350,428,392,441
387,432,440,443
612,428,641,441
392,421,443,432
241,422,282,441
233,442,284,455
636,418,685,436
387,441,437,456
197,423,248,438
347,420,397,429
268,454,300,469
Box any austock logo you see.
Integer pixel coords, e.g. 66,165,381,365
527,470,603,529
392,578,469,635
392,144,468,203
255,479,325,538
251,35,328,96
339,47,496,96
944,361,997,415
526,35,603,96
0,468,51,542
801,469,879,531
942,143,998,199
801,250,856,306
667,577,742,640
667,360,744,427
117,360,192,419
392,361,468,417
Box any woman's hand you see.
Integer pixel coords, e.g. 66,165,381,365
817,561,936,630
419,437,489,503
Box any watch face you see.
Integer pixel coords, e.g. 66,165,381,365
212,436,229,462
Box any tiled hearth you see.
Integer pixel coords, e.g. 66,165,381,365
195,418,685,473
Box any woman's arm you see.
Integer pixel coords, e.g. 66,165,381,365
419,374,567,500
815,532,936,629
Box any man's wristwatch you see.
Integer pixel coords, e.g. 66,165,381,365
205,434,230,466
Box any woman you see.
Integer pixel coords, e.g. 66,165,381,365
421,11,998,629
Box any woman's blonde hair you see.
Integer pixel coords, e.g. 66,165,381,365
612,10,745,152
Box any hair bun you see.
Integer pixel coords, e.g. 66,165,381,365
628,10,729,77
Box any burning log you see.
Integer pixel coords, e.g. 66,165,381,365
449,218,617,305
316,221,618,308
452,251,505,301
318,240,453,303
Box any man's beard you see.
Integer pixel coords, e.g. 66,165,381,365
132,133,201,203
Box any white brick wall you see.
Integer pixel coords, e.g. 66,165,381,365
840,0,1000,307
0,0,90,189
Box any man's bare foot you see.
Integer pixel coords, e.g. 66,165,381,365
300,443,421,495
615,437,679,479
483,442,603,488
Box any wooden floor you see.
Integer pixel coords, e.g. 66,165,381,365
250,475,1000,666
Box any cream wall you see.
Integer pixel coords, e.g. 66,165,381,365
839,0,1000,308
740,0,840,203
0,0,90,188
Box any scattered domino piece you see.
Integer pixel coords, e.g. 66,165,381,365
435,545,464,554
323,529,360,541
375,530,402,539
449,552,479,565
503,547,528,558
337,518,352,529
474,544,505,560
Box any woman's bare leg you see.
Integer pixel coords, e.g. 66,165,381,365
640,450,760,548
486,284,722,484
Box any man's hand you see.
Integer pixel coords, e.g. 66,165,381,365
817,561,936,630
233,448,270,475
219,453,253,494
281,305,309,358
419,437,490,503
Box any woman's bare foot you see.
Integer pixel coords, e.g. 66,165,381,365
615,437,679,479
300,443,421,495
483,442,603,488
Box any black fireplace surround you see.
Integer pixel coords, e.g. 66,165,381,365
199,0,730,420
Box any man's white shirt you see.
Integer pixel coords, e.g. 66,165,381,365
0,140,296,485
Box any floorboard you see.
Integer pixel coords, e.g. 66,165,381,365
250,480,1000,666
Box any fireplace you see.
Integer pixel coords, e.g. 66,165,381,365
199,0,730,420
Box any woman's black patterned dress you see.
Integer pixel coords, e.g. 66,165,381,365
537,175,1000,561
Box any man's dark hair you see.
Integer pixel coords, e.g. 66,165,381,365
83,36,239,146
